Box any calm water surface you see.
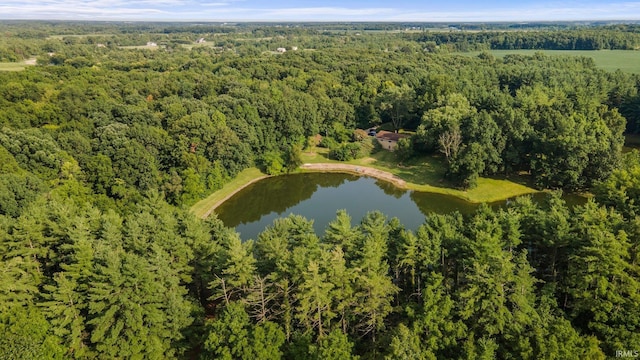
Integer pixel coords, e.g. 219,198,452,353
215,173,585,240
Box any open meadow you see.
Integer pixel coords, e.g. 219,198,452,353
462,49,640,73
0,58,37,71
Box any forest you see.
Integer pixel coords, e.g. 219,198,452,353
1,21,640,359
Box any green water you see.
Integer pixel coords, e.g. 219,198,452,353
215,173,586,240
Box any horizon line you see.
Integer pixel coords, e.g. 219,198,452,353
1,18,640,23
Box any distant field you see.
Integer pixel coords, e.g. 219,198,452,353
0,62,27,71
118,45,161,50
462,49,640,74
0,58,36,71
47,34,119,39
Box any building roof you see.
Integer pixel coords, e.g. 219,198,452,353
375,130,410,142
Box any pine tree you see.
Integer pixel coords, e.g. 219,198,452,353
386,324,431,360
352,212,398,342
0,257,39,313
296,260,335,338
210,234,256,305
203,302,285,360
565,201,640,353
323,210,362,261
413,272,465,357
88,249,192,358
41,273,88,358
458,207,515,338
316,329,359,360
326,247,355,334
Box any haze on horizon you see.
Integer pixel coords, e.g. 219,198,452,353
1,0,639,22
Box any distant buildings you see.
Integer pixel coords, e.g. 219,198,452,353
276,46,298,52
196,38,206,44
146,42,157,47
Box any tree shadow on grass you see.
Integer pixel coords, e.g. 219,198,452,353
372,152,456,189
487,171,536,189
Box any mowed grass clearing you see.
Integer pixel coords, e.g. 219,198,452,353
0,62,27,71
462,49,640,74
0,58,36,71
118,45,162,50
301,146,537,203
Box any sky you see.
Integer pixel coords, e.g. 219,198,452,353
1,0,639,22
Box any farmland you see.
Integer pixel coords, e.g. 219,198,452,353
462,49,640,73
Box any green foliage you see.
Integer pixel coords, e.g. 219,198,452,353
315,329,359,360
329,142,361,161
261,151,285,175
0,306,66,360
395,137,414,162
180,167,206,205
329,122,352,143
0,127,67,180
319,136,338,149
377,83,416,131
285,144,303,172
202,303,285,360
594,151,640,218
0,173,46,217
0,21,639,360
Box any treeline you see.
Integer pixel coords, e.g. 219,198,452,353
0,33,638,209
410,25,640,51
2,165,640,358
1,23,640,358
411,54,627,189
3,22,640,62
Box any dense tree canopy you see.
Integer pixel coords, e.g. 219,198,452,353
0,21,640,359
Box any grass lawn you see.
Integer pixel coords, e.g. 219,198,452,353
190,167,267,219
0,62,28,71
47,34,117,39
301,146,538,203
460,49,640,74
118,45,161,50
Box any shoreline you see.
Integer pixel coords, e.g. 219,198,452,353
200,175,269,218
195,164,409,219
300,163,408,188
193,162,542,218
192,169,269,219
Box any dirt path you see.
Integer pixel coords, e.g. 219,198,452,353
300,163,407,188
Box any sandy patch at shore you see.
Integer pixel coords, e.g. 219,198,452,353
300,163,407,188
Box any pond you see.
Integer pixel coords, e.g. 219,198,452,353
214,173,586,240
